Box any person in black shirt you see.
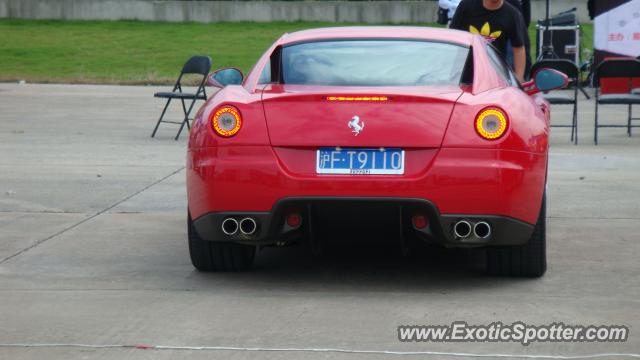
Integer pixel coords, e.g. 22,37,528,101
505,0,532,79
517,0,531,27
450,0,527,81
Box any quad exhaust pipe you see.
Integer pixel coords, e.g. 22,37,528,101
453,220,472,239
473,221,491,239
221,218,239,235
239,217,257,235
453,220,491,239
221,217,258,236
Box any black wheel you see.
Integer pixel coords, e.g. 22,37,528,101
188,212,256,271
486,194,547,277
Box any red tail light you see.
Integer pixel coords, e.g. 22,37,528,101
211,105,242,137
475,107,508,140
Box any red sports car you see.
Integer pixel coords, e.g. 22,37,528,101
186,27,567,277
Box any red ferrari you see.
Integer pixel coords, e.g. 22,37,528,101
186,27,567,277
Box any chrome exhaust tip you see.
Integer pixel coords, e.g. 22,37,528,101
474,221,491,239
453,220,472,239
221,218,239,235
239,217,257,235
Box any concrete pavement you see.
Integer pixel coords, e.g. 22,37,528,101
0,83,639,359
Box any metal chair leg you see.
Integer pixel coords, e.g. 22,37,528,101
573,103,578,144
628,104,632,137
579,84,590,100
594,98,599,145
571,87,580,145
151,98,172,138
180,98,187,117
175,99,198,141
185,112,192,131
180,98,193,131
570,107,575,142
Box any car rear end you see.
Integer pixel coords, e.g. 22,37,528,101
187,29,548,269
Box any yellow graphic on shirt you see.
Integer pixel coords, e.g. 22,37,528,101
469,22,502,42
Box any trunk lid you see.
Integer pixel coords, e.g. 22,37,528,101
260,85,463,148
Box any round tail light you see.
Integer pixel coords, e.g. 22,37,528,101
211,105,242,137
475,107,508,140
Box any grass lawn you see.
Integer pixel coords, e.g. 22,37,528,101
0,19,593,85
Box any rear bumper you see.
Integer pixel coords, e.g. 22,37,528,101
187,145,547,224
192,197,534,247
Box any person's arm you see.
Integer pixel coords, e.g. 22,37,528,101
509,9,527,81
512,46,526,81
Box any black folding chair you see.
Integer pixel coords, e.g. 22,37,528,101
593,59,640,145
151,56,211,140
531,59,580,144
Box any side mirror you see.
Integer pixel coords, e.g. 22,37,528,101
523,68,569,95
207,68,244,88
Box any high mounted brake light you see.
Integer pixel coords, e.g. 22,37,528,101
325,96,389,101
211,105,242,137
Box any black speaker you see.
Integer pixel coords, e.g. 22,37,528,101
536,9,579,63
538,8,577,26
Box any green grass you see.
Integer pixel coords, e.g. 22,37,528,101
0,19,593,85
0,19,356,84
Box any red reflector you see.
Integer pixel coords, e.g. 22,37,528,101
286,213,302,228
412,215,428,230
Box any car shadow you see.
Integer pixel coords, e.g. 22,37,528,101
187,232,537,293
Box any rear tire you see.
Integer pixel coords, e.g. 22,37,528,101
188,212,256,271
486,194,547,277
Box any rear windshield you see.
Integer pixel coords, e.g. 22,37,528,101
281,40,469,86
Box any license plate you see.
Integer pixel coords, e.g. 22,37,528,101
316,147,405,175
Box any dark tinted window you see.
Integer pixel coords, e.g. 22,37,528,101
258,59,271,84
486,45,519,87
281,40,469,86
